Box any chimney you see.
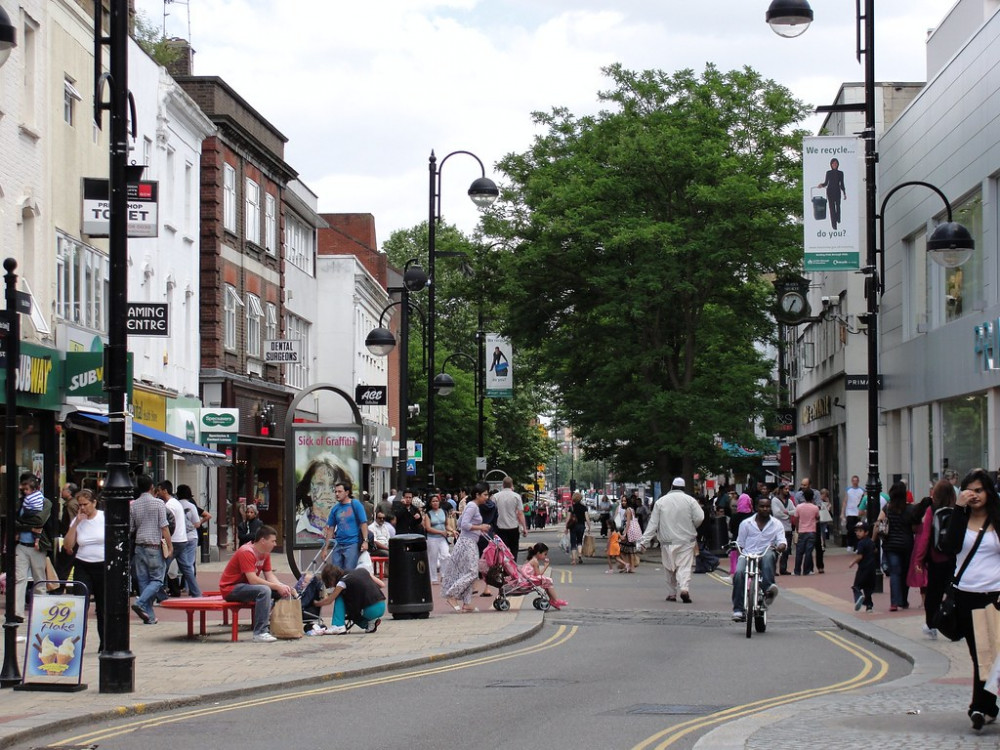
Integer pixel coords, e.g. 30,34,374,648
165,37,195,77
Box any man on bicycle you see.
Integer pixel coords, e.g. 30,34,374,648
732,496,787,622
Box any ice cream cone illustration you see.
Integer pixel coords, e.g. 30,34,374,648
39,635,57,665
56,638,75,665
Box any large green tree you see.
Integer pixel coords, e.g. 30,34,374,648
485,64,809,489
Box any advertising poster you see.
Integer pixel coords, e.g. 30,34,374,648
485,334,513,399
291,426,362,548
22,592,88,688
802,136,861,271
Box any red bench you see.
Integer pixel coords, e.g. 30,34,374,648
158,596,255,642
371,555,388,580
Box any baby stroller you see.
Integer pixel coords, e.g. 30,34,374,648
295,542,335,633
478,535,551,612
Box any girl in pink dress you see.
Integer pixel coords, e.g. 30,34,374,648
521,543,568,609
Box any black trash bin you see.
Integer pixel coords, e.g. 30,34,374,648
707,515,729,555
387,533,433,619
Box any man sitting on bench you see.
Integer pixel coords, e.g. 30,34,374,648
219,525,292,643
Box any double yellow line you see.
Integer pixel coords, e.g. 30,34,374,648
631,629,890,749
59,625,578,745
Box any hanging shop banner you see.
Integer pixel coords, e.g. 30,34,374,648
199,408,239,445
21,589,89,690
802,136,861,271
132,388,167,431
0,342,62,411
290,425,363,549
81,178,159,238
63,351,133,399
485,334,513,399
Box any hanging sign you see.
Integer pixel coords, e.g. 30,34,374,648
485,334,513,399
802,136,861,271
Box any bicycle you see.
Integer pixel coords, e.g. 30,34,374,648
731,542,777,639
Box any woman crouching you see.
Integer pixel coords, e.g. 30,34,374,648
315,563,386,634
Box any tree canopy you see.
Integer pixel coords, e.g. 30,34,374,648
484,63,809,489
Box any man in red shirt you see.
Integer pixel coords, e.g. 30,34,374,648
791,488,821,576
219,525,292,642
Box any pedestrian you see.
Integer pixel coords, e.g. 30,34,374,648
941,468,1000,731
323,480,370,571
493,476,527,560
442,482,492,612
12,473,52,624
61,489,105,651
520,543,567,609
129,474,172,625
876,482,913,611
848,521,877,613
606,524,626,573
770,484,794,575
792,488,819,576
422,494,452,584
568,491,589,565
219,524,293,643
816,488,834,573
842,475,865,552
312,563,386,634
912,480,957,640
730,495,784,622
637,478,704,604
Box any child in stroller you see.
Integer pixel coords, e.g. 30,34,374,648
480,536,566,611
521,543,567,609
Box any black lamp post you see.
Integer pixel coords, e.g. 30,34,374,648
366,261,428,496
767,0,975,533
93,0,135,693
426,150,498,492
432,351,484,481
1,259,21,688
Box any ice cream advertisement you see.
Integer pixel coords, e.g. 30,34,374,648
22,593,87,686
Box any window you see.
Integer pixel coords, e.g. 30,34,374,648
63,78,81,125
264,194,277,255
56,233,109,331
246,293,263,357
223,164,236,232
943,192,983,323
265,302,278,342
223,284,243,350
22,21,37,128
941,393,988,475
284,212,314,274
285,313,311,389
245,178,260,244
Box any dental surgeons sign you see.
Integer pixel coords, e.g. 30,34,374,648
802,136,861,271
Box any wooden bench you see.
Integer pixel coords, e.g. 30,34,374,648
158,596,255,642
370,555,388,580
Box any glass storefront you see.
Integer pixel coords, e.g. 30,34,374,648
940,392,988,477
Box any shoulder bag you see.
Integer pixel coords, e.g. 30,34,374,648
933,523,988,641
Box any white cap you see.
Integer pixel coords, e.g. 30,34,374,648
671,477,685,488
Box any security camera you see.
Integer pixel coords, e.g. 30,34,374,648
821,296,831,308
407,404,420,417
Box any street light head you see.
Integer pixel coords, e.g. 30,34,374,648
403,261,428,292
927,221,975,268
365,327,397,356
0,6,17,68
468,177,499,209
765,0,813,38
433,372,456,396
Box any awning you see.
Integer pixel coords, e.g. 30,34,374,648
67,412,230,467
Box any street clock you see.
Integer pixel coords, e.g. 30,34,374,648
773,275,812,324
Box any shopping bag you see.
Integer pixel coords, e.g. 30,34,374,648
973,603,1000,690
581,534,596,558
357,550,374,575
269,597,304,639
559,532,570,553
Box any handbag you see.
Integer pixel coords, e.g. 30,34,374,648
933,523,988,642
625,517,642,544
269,597,304,639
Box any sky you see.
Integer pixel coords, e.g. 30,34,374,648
133,0,953,248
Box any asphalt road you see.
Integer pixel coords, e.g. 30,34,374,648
21,529,911,750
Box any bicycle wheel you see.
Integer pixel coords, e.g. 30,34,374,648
754,610,767,633
745,571,755,639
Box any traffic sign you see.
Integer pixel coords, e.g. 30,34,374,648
406,458,416,476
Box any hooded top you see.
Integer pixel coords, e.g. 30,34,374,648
736,493,754,514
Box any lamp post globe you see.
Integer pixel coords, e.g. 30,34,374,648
468,176,500,208
927,221,975,269
403,261,428,292
433,372,456,397
765,0,813,37
0,5,15,67
365,328,396,357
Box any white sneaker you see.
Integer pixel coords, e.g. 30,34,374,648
846,547,855,553
326,625,347,635
306,624,325,637
732,611,746,622
764,584,779,606
252,632,278,643
922,624,939,640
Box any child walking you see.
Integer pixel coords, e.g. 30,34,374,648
606,526,628,573
848,521,877,612
521,543,568,609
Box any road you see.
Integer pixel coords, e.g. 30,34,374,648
18,528,910,750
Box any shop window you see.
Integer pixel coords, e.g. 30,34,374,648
246,293,263,357
223,284,243,351
56,232,108,332
940,393,987,477
943,192,983,323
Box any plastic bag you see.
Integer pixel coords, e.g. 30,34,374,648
356,550,374,574
559,532,570,553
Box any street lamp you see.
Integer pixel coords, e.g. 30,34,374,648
426,150,498,492
767,1,974,533
432,351,484,480
0,5,15,67
366,260,427,496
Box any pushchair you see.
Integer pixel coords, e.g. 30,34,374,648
478,535,551,612
295,542,336,633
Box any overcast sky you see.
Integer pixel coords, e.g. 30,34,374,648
134,0,951,247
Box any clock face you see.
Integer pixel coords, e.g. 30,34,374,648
780,292,806,314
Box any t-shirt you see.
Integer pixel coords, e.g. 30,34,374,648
219,542,271,597
326,498,368,544
793,502,820,533
336,568,385,619
855,536,877,577
164,497,188,543
844,487,864,516
71,511,105,564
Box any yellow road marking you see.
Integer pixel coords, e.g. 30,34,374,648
631,629,890,749
60,625,577,744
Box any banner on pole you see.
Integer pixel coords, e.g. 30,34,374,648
802,136,861,271
485,334,513,399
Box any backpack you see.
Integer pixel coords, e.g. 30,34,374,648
931,506,954,555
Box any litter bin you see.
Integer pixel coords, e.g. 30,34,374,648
811,187,827,220
706,515,729,555
387,533,433,619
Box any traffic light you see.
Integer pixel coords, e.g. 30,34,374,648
257,403,276,438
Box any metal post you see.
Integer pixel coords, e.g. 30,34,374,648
1,258,21,688
99,0,135,693
426,152,438,493
476,310,485,479
860,0,882,532
397,290,410,496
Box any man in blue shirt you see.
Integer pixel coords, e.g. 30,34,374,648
731,496,786,622
323,481,369,570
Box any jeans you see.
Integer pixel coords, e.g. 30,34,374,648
885,548,910,607
794,532,816,575
133,544,167,615
332,540,361,571
731,549,777,612
845,515,859,548
14,543,48,619
331,597,386,628
225,583,273,636
173,541,202,597
779,530,793,573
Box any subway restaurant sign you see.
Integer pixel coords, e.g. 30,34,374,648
200,408,239,445
63,352,134,399
0,342,62,411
